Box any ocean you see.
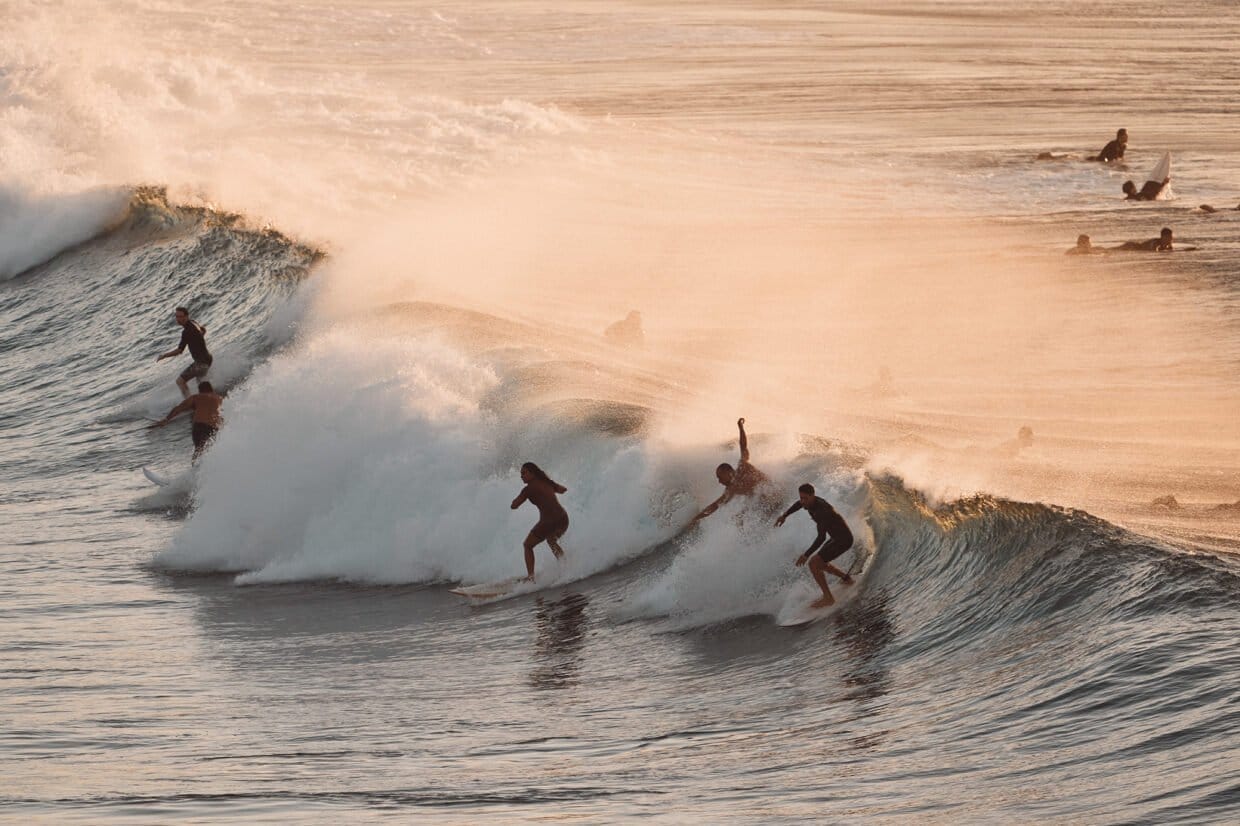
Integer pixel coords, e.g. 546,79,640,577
2,0,1238,821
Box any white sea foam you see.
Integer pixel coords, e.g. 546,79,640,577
0,184,130,280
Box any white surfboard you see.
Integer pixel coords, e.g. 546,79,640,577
776,546,873,627
450,564,568,603
142,466,172,487
1147,151,1171,185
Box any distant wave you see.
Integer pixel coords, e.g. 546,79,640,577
0,183,131,280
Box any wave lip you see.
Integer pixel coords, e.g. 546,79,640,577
0,183,131,280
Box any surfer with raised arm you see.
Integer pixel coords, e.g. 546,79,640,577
691,417,770,523
155,306,213,399
1092,128,1127,163
774,483,855,608
511,462,569,580
149,380,224,461
1116,227,1174,252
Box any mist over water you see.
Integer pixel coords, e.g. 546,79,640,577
2,1,1238,822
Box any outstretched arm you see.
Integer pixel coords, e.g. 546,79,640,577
156,343,185,362
149,397,194,429
773,500,803,527
692,491,731,524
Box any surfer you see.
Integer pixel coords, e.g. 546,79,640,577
155,306,213,399
1116,227,1173,252
774,483,855,608
149,380,224,461
691,417,770,523
1065,234,1102,255
511,462,569,580
1123,177,1168,201
1092,128,1127,163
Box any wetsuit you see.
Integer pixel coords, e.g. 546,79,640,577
1127,179,1168,201
1118,236,1172,252
178,320,213,381
782,496,854,562
1095,138,1126,163
522,479,569,542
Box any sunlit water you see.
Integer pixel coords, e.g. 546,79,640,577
2,1,1238,822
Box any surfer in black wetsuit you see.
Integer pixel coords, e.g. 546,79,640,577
1092,128,1127,163
156,306,213,398
511,462,568,580
774,483,855,608
1116,227,1173,252
692,418,771,523
1123,177,1169,201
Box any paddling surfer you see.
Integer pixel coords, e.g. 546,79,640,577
149,380,223,461
1116,227,1174,252
774,483,855,608
691,417,770,523
511,462,569,580
1123,177,1168,201
156,306,213,398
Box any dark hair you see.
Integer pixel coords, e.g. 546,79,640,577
716,462,734,475
1077,234,1090,244
1161,227,1172,235
521,462,558,487
197,381,214,393
798,483,815,495
1117,128,1127,136
175,306,189,315
1122,180,1136,192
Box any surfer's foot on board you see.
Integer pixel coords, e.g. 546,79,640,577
811,594,835,609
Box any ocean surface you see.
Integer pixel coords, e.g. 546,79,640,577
2,0,1239,822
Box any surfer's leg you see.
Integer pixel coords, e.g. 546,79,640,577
546,515,568,560
807,555,834,606
824,563,854,584
817,538,854,584
523,531,545,579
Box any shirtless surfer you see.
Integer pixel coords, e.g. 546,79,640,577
1123,177,1169,201
774,483,855,608
1065,234,1102,255
1092,128,1127,163
155,306,213,398
1116,227,1173,252
511,462,569,580
149,380,223,461
691,418,770,523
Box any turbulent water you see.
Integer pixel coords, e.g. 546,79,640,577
3,1,1239,822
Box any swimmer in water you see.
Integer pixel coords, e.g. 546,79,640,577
511,462,568,580
1122,177,1169,201
1092,128,1128,163
1066,234,1103,255
1116,227,1173,252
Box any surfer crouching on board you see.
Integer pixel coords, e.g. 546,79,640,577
691,417,771,523
511,462,568,580
774,483,855,608
1116,227,1174,252
156,306,213,399
149,380,223,461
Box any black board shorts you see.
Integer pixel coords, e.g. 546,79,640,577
812,536,853,564
180,360,212,382
191,423,218,450
530,511,569,543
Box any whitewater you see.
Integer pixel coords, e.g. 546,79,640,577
2,0,1238,822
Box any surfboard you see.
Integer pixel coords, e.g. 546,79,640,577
142,466,172,487
1148,151,1171,185
450,562,568,603
776,546,873,627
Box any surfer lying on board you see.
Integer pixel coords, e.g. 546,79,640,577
774,483,855,608
691,417,770,523
1123,177,1169,201
155,306,213,399
1092,128,1127,163
149,380,223,461
1116,227,1173,252
511,462,568,580
1065,234,1103,255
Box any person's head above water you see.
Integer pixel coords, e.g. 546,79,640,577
1122,180,1137,196
175,306,189,326
197,381,214,394
798,483,815,507
1017,426,1034,447
1117,128,1128,142
1076,234,1092,249
716,463,735,486
1161,227,1173,240
520,461,553,485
